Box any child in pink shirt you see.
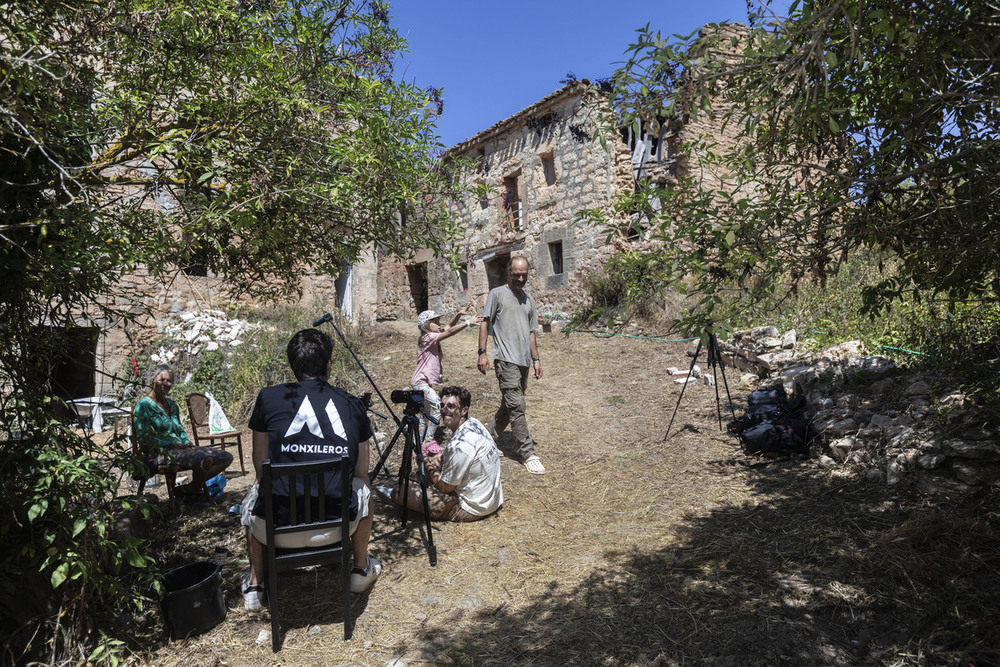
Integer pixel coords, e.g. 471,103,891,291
412,306,478,447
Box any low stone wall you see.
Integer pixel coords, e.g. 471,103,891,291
719,326,1000,493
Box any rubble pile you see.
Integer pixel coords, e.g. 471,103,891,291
719,326,1000,493
150,309,261,364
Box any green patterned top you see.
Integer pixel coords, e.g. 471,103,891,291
133,396,190,454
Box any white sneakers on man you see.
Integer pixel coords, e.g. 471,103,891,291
350,555,382,594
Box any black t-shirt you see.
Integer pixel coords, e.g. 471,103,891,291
249,379,372,523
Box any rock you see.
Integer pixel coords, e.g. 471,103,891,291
918,454,947,470
820,340,863,360
866,467,886,483
761,336,783,349
781,329,797,349
886,459,905,485
869,378,894,393
952,461,1000,485
905,380,932,396
818,454,837,468
739,373,759,389
940,439,1000,461
915,472,974,495
829,436,858,462
756,350,795,371
821,417,859,437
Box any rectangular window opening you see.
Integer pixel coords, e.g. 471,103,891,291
541,154,556,186
458,263,469,291
503,174,522,230
548,241,564,275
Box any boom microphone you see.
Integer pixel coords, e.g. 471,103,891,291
312,313,333,327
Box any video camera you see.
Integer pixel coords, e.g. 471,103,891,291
390,389,424,405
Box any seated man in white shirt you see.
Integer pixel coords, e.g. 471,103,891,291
389,386,503,522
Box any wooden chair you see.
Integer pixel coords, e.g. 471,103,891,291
260,457,353,651
128,404,181,514
185,393,246,474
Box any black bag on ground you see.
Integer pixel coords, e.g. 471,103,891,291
727,388,813,455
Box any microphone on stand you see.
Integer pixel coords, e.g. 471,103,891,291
312,313,333,327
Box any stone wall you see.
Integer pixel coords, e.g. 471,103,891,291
720,326,1000,493
83,261,364,398
376,82,634,321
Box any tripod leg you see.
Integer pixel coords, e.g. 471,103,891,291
710,334,738,422
409,422,438,566
369,421,406,484
663,337,703,441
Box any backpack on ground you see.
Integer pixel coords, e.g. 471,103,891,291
727,387,814,456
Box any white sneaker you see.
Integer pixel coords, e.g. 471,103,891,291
241,572,266,611
350,555,382,594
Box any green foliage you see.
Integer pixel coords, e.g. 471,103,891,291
162,306,363,422
0,0,456,660
588,0,1000,347
0,413,157,663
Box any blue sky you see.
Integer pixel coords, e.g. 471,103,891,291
390,1,778,149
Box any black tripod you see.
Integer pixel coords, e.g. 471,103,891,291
312,313,438,565
663,332,737,441
369,399,438,566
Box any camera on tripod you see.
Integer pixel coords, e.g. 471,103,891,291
390,389,424,406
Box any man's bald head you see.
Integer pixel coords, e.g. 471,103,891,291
507,256,530,293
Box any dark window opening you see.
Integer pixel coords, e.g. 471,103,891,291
486,255,511,291
542,154,556,186
181,235,214,277
407,263,428,314
548,241,564,275
458,263,469,291
503,174,521,230
29,326,98,401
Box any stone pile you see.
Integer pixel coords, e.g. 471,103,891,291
150,309,260,364
719,326,1000,493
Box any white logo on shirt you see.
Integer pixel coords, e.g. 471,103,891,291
284,396,348,440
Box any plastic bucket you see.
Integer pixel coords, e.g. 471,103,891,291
161,561,226,639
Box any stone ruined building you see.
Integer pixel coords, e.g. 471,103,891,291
374,23,749,323
60,23,748,402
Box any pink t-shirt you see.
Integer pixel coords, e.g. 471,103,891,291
411,332,443,386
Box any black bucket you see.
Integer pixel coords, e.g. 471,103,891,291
161,560,226,639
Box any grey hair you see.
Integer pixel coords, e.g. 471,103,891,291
152,363,175,383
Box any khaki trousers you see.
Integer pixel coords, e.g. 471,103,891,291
489,360,536,460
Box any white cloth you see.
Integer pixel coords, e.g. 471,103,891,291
90,404,104,433
242,478,370,548
439,417,503,517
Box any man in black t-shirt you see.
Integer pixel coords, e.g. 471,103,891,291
240,329,381,611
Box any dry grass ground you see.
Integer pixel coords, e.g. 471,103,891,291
132,321,1000,666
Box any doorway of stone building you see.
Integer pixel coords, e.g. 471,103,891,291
407,262,428,315
334,261,352,321
485,254,511,291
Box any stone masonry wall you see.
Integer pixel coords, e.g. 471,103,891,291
376,83,634,321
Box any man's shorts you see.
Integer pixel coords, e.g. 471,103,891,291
242,478,371,548
421,483,481,523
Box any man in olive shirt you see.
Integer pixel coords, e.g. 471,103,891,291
477,256,546,475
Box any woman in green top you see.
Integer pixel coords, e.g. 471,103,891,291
134,364,233,493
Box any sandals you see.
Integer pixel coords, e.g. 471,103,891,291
523,455,546,475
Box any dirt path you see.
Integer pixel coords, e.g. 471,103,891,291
142,322,1000,666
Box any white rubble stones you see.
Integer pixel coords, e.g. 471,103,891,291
163,309,259,352
150,309,261,366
